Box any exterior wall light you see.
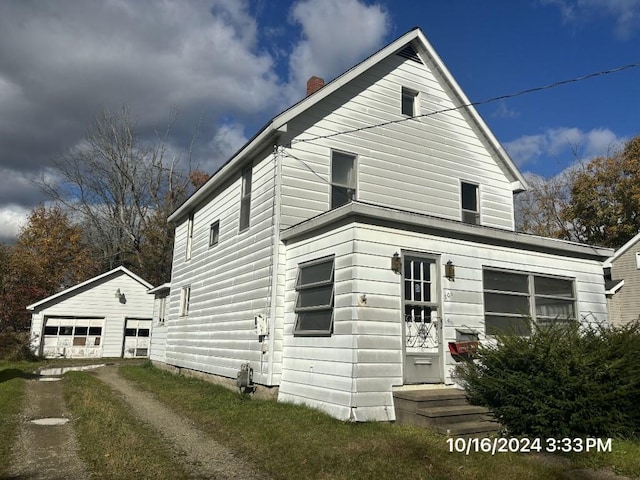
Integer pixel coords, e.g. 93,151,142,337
445,260,455,281
391,252,402,274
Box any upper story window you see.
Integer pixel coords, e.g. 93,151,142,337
157,295,166,325
209,220,220,247
295,256,335,336
461,181,479,225
331,151,356,209
239,166,252,231
636,252,640,269
483,269,576,336
401,87,418,116
185,213,194,260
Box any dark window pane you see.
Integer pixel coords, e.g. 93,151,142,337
535,298,575,319
125,328,137,337
331,152,355,186
240,197,251,230
209,222,219,246
461,182,478,212
485,315,531,336
59,326,73,336
296,285,333,309
404,259,411,278
412,261,420,279
138,329,150,337
404,280,412,301
298,260,333,286
135,348,148,357
413,281,422,301
295,310,332,333
402,91,414,116
74,326,88,336
89,327,102,336
331,185,354,208
534,276,573,297
44,326,58,335
242,167,252,195
484,292,530,315
483,270,529,293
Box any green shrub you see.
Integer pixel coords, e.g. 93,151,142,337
454,320,640,439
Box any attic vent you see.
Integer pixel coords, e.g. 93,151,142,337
397,44,423,64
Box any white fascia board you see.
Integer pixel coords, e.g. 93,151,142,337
281,202,612,260
147,283,170,294
26,266,153,311
606,280,624,295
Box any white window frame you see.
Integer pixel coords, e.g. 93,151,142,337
636,252,640,269
294,256,335,336
157,295,166,325
461,181,480,225
483,268,576,336
330,150,357,209
209,220,220,247
179,286,191,318
401,87,418,116
185,213,194,260
239,166,252,232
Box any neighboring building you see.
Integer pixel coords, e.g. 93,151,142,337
604,232,640,326
28,266,154,359
148,283,170,364
155,28,612,421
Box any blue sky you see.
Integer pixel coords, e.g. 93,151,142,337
0,0,638,241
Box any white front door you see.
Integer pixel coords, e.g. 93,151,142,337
402,255,443,384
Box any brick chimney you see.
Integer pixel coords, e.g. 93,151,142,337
306,76,325,96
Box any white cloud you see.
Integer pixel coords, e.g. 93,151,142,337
505,127,625,167
286,0,389,103
491,101,520,119
202,123,249,172
541,0,640,39
0,205,30,243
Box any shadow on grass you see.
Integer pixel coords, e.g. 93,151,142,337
0,368,39,383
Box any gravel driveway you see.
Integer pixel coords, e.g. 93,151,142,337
6,365,267,480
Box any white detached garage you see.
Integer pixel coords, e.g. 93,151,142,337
28,266,154,359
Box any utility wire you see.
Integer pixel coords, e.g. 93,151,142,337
291,62,640,145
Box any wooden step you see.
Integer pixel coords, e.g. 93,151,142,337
392,387,501,435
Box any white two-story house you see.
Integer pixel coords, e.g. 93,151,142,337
153,28,612,421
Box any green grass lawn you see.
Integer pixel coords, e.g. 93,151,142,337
0,366,28,476
120,363,640,480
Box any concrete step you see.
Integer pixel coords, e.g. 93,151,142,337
393,388,468,410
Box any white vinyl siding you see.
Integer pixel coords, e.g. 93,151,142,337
28,270,154,359
280,53,516,230
166,146,281,385
280,221,607,421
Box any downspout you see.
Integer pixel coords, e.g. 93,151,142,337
266,144,283,386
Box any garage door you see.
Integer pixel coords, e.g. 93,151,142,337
43,318,104,358
122,318,152,358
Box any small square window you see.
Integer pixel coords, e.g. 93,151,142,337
402,87,418,116
295,257,335,336
209,221,220,247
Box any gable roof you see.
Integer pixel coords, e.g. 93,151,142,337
26,266,153,311
169,27,527,223
603,231,640,268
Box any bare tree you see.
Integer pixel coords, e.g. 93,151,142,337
39,106,200,285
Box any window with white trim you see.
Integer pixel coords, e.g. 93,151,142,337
157,296,166,325
331,151,356,208
209,220,220,247
294,256,335,336
185,213,194,260
401,87,418,116
483,269,576,336
180,286,191,318
239,166,252,231
461,181,479,225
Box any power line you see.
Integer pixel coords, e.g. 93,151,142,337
291,62,640,145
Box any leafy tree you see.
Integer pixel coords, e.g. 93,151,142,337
1,205,99,332
564,136,640,248
39,107,201,285
516,135,640,249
